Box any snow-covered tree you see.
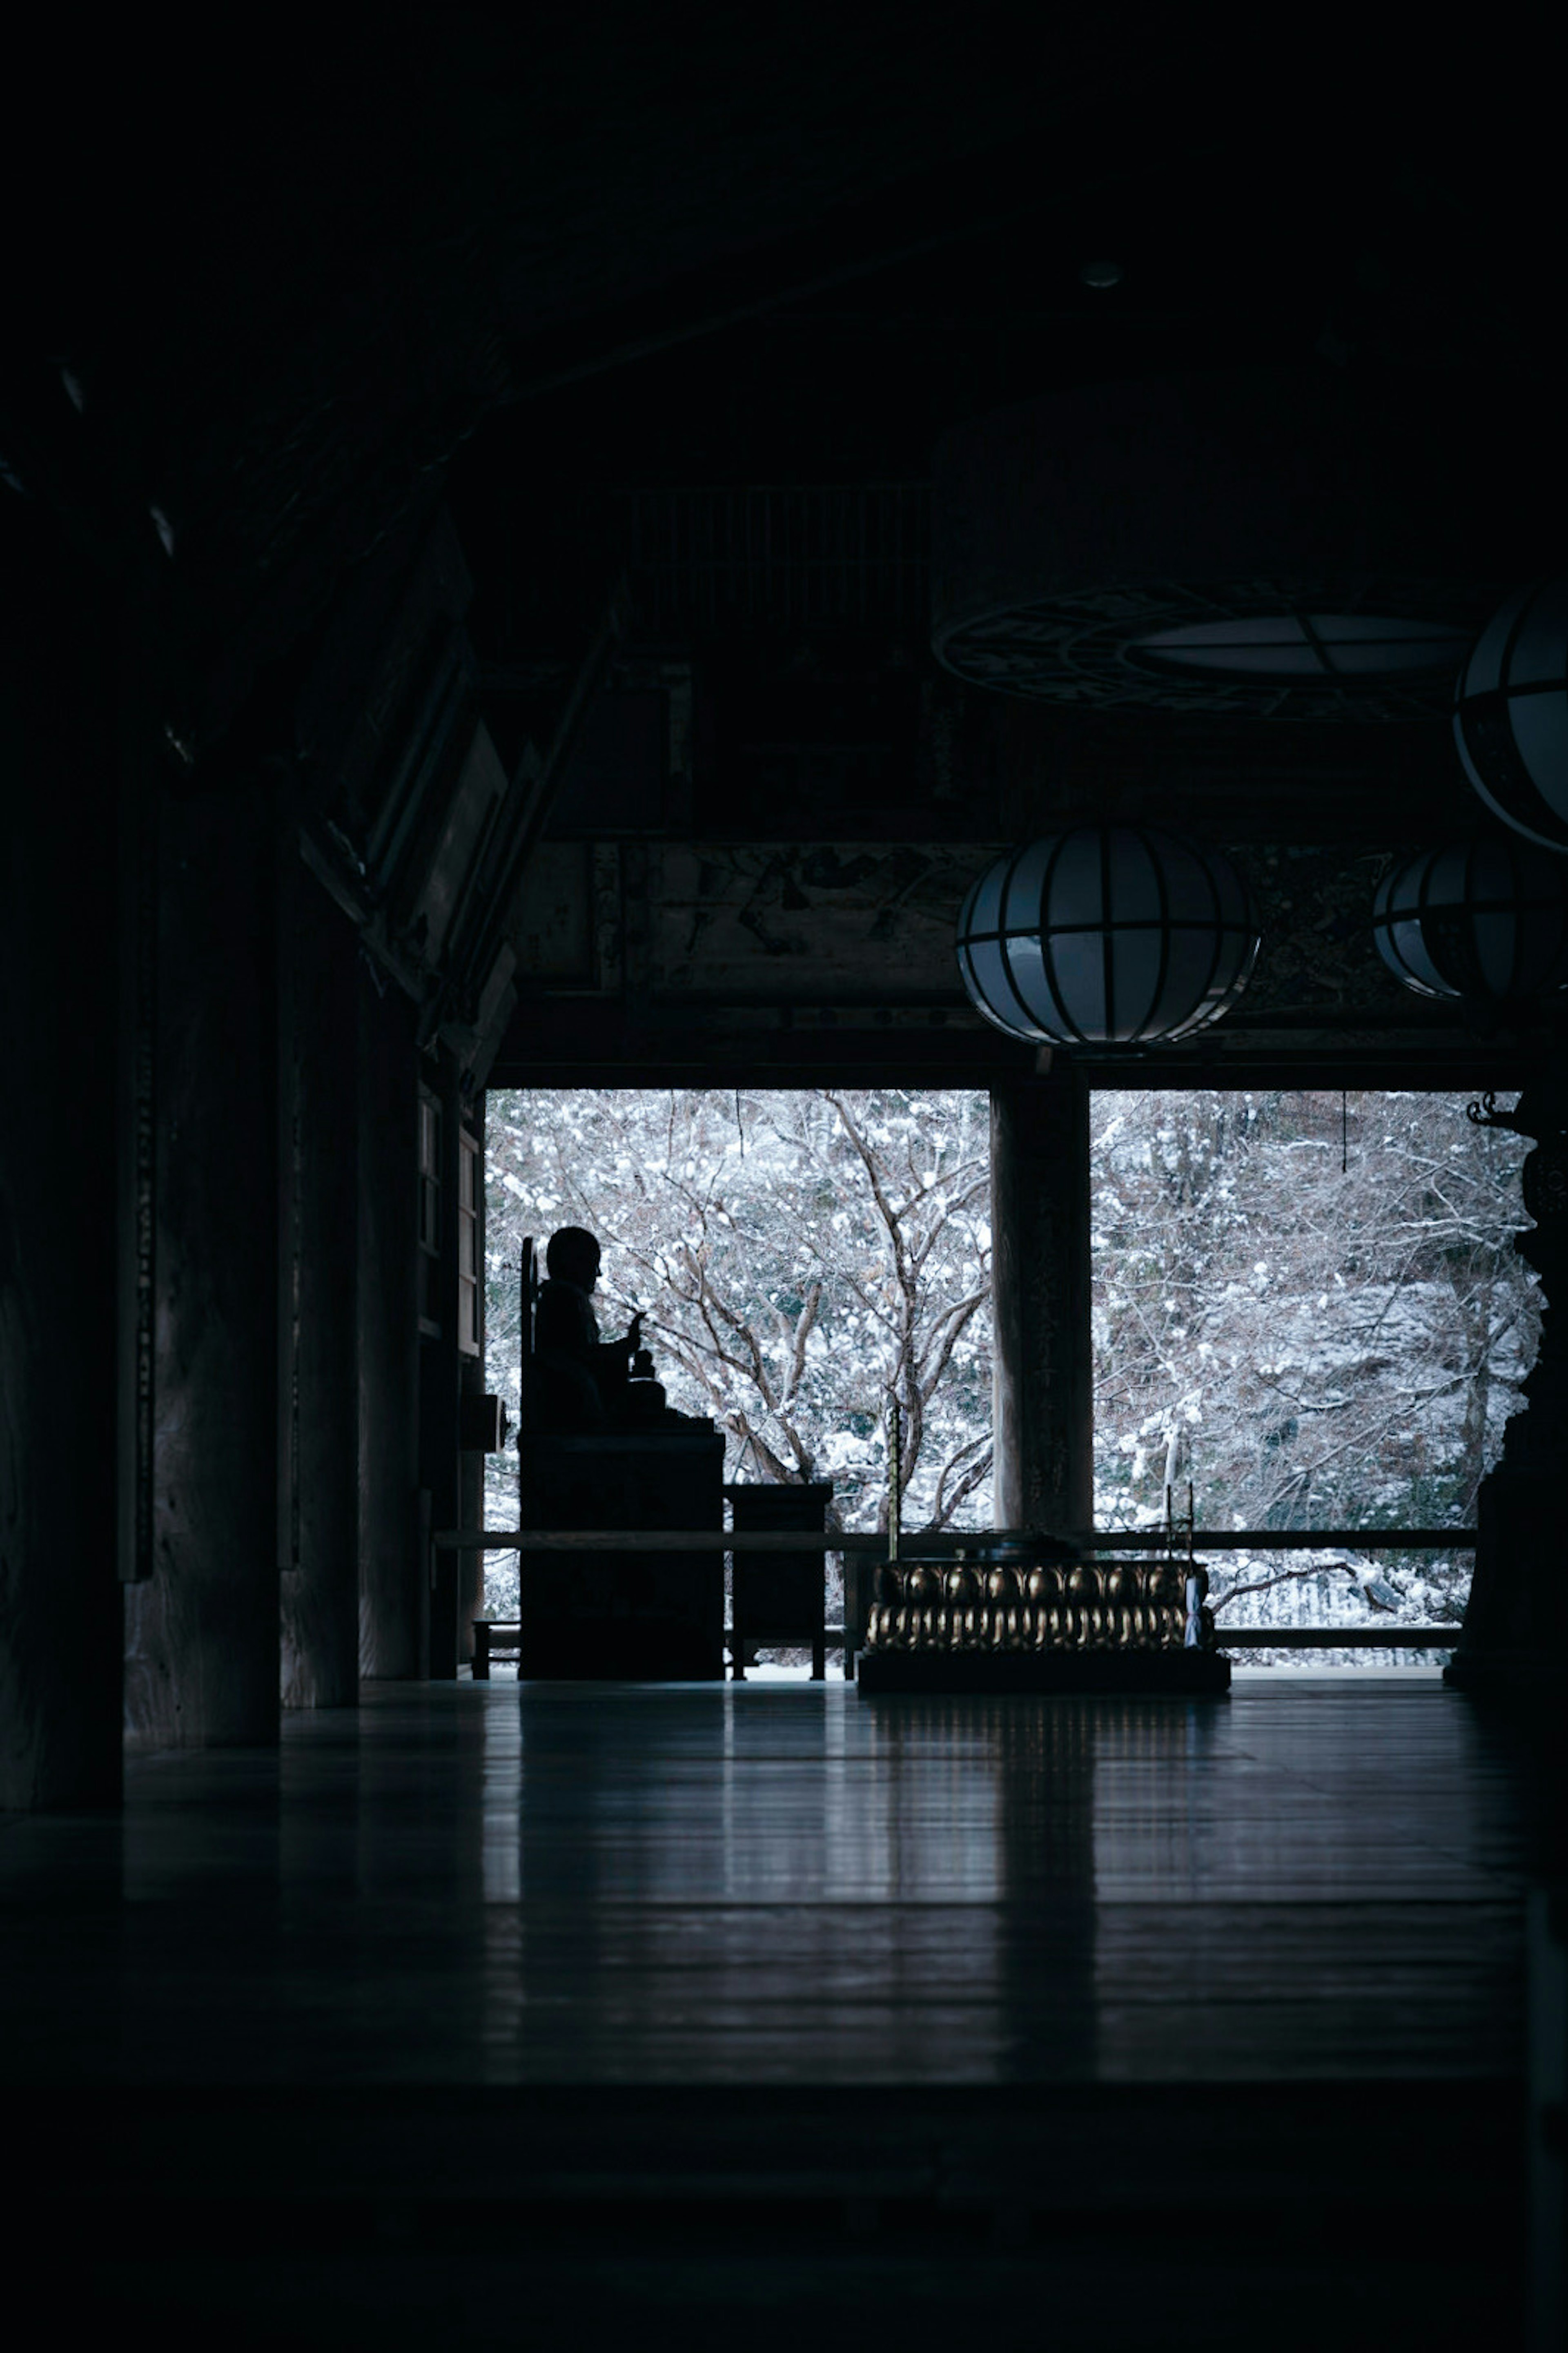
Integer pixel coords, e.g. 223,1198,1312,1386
1089,1089,1537,1642
482,1084,1536,1649
484,1089,993,1610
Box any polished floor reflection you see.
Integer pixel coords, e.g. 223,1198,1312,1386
0,1680,1526,2089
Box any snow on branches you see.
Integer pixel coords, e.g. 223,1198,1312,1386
484,1088,995,1569
1091,1088,1536,1634
482,1085,1535,1640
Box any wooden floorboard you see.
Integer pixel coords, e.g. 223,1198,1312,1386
3,1678,1551,2343
0,1680,1533,2092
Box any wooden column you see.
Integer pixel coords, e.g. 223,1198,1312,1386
419,1047,463,1679
457,1092,488,1667
123,773,281,1747
0,522,123,1809
357,973,422,1678
279,867,361,1708
1448,1078,1568,1691
989,1072,1094,1537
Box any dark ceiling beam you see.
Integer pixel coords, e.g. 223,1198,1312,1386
489,1036,1528,1097
501,154,1186,406
489,984,1528,1096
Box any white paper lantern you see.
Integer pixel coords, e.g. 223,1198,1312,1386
956,826,1258,1047
1371,838,1568,1007
1454,577,1568,849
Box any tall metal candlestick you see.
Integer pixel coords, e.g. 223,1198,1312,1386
887,1395,901,1564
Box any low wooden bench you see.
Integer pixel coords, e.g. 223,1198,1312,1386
470,1621,522,1678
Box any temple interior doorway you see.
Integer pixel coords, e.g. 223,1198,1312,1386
481,1086,1533,1674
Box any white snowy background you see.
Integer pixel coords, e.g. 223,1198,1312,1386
483,1087,1535,1665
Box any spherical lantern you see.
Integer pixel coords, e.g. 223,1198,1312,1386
955,825,1259,1047
1371,838,1568,1010
1454,577,1568,849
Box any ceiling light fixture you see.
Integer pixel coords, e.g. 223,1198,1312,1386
1134,613,1473,681
1454,577,1568,850
1371,838,1568,1011
931,372,1566,718
956,825,1258,1048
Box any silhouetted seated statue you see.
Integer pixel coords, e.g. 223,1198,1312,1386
520,1227,725,1679
532,1225,668,1434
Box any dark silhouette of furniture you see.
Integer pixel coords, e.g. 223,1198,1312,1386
728,1481,833,1679
519,1429,725,1678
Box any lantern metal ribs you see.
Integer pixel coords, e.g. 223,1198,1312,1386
1370,838,1568,1013
955,824,1259,1049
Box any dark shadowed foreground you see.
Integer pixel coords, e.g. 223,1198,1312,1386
2,1678,1550,2348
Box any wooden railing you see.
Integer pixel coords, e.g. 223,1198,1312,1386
446,1525,1474,1660
436,1526,1477,1553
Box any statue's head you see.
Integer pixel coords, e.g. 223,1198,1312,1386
546,1226,601,1289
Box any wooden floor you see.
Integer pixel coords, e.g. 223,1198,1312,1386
1,1678,1553,2347
1,1678,1532,2088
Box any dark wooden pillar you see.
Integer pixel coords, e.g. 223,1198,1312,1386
989,1072,1094,1537
124,773,282,1747
279,867,361,1708
0,524,123,1809
459,1387,486,1664
357,974,422,1678
457,1092,488,1666
1448,1079,1568,1691
419,1047,463,1678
